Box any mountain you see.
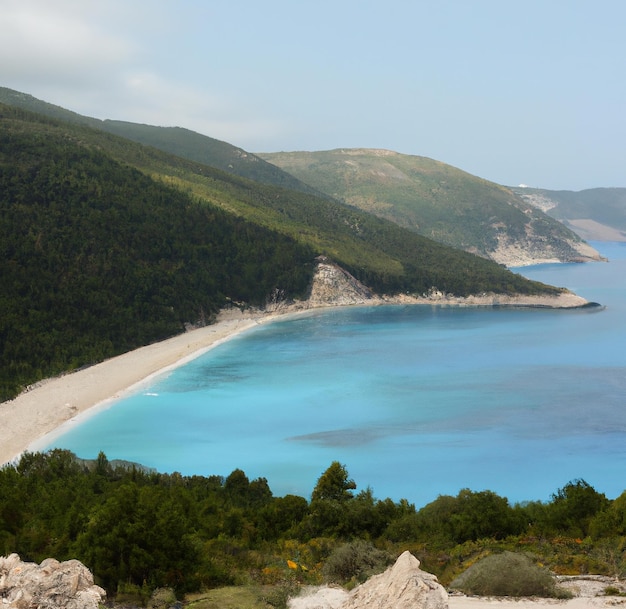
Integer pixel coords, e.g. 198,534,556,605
0,93,571,400
0,87,600,266
258,149,601,266
0,87,323,197
98,121,327,197
0,104,314,400
511,186,626,242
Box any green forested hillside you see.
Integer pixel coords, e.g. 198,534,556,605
0,103,561,400
259,149,595,262
0,87,324,196
1,450,624,600
99,120,328,196
0,106,314,400
0,87,597,264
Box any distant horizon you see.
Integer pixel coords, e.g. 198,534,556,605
2,1,625,192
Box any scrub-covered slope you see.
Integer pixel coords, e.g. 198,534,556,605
260,148,601,265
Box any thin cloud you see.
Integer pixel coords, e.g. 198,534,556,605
0,0,134,85
0,0,289,149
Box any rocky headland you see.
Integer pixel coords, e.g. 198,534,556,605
297,258,592,311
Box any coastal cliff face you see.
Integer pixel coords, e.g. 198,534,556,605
306,258,376,306
491,232,602,266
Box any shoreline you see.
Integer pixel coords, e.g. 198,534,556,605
0,291,592,467
0,307,303,466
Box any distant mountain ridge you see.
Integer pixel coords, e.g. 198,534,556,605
0,87,324,197
259,148,602,266
512,186,626,242
0,86,601,266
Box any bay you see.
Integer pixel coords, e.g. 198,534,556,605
44,241,626,507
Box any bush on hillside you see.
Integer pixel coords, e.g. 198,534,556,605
322,540,393,585
450,551,570,598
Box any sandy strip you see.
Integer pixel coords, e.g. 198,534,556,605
0,308,295,466
290,577,625,609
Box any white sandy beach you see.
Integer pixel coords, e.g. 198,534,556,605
0,308,289,466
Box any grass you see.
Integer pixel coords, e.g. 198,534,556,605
185,586,268,609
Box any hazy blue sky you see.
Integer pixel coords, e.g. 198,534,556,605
2,0,624,190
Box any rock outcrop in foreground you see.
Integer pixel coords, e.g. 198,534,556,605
0,553,105,608
289,551,448,609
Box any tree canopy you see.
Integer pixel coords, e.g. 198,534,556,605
1,451,624,598
311,462,356,502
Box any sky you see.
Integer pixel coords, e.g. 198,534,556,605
1,0,625,191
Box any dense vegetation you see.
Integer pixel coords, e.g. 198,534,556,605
0,103,562,400
1,88,595,263
1,451,625,602
0,106,314,400
0,87,324,195
99,121,327,197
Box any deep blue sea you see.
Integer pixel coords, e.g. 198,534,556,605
44,241,626,507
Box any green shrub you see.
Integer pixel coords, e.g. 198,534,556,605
450,551,569,598
148,587,179,608
322,540,393,585
258,575,301,609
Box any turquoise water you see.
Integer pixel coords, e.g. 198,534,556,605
45,242,626,507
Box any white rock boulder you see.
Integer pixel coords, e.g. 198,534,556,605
289,550,448,609
0,553,105,608
341,551,448,609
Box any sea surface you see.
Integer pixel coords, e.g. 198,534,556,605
44,241,626,507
